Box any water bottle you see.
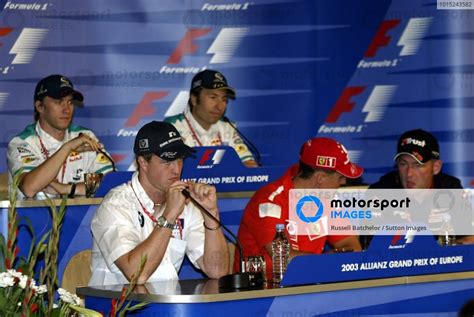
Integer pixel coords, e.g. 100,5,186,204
272,224,290,285
438,214,455,246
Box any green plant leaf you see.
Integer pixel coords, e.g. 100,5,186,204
125,302,149,311
69,304,103,317
50,307,61,317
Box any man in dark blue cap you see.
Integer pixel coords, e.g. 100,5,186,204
165,69,258,167
7,74,114,199
90,121,229,286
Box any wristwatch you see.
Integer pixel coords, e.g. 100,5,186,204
68,183,77,199
156,216,175,230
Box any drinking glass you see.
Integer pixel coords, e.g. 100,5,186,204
84,173,103,198
246,255,266,281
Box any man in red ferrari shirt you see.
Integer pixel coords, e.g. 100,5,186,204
234,137,363,276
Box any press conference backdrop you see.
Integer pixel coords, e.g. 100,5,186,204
0,0,472,186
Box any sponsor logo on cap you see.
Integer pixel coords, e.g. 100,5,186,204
161,151,178,159
412,151,423,162
60,76,72,88
139,139,149,150
214,72,224,81
401,137,426,147
159,136,181,148
36,85,47,96
350,164,358,176
316,156,336,168
192,80,202,89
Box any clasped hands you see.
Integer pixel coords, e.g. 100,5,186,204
65,133,104,154
162,181,219,223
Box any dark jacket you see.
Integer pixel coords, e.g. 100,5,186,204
360,170,464,249
369,171,463,189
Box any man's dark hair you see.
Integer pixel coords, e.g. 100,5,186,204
136,153,154,167
188,87,202,112
34,98,44,121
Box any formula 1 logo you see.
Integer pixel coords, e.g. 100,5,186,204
118,91,189,133
117,90,186,158
198,149,226,169
321,85,396,131
120,91,170,129
118,91,170,169
160,27,249,74
0,27,48,74
388,230,415,249
358,17,432,69
0,92,9,109
319,85,396,135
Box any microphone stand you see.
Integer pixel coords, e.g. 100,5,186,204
222,116,262,166
182,189,264,290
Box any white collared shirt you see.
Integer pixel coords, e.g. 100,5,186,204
7,122,114,199
89,172,205,286
165,108,255,163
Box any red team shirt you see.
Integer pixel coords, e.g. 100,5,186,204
234,165,350,276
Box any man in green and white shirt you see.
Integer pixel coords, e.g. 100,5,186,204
7,74,114,199
165,70,258,167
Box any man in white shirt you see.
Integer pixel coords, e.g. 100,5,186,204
89,121,229,286
7,74,114,199
165,69,259,167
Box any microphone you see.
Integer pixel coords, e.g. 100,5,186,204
222,116,262,166
182,189,264,290
79,133,116,172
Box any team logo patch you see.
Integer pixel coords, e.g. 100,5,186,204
60,76,72,88
316,156,336,168
210,138,222,146
73,169,83,182
235,144,248,153
16,146,32,154
139,139,149,150
95,153,108,163
95,153,108,164
21,156,36,164
213,83,225,89
69,152,82,162
215,72,224,81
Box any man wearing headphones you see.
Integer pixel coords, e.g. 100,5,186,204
165,69,258,167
